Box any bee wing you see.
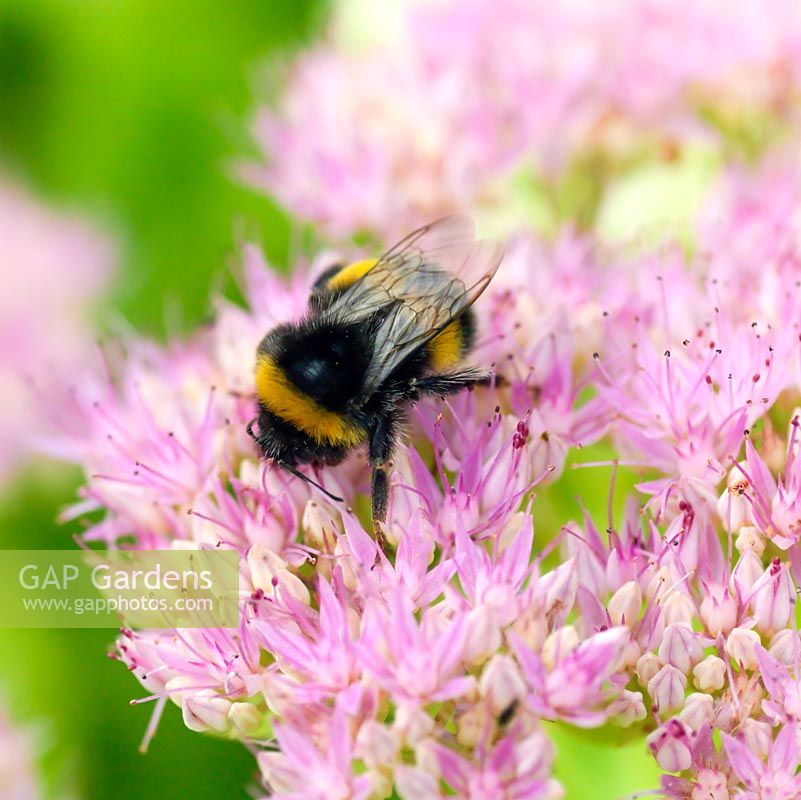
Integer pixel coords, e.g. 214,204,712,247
321,215,504,402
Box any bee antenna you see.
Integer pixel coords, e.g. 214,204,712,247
277,461,344,504
246,417,343,504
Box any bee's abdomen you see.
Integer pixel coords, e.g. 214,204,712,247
426,309,475,371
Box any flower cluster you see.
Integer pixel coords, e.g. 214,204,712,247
0,180,114,488
32,1,801,797
45,143,801,798
249,0,801,239
0,707,39,800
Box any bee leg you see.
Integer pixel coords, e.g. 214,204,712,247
405,368,489,400
368,408,402,554
371,467,388,554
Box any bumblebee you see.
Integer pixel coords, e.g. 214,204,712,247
248,215,503,544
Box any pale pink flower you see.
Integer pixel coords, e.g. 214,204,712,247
0,180,113,486
259,707,372,800
0,709,39,800
251,0,801,239
723,724,801,800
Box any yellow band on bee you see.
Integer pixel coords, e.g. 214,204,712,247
427,320,465,371
255,355,364,447
325,258,378,291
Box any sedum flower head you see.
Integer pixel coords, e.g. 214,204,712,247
0,180,114,487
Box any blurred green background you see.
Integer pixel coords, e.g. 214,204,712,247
0,1,659,797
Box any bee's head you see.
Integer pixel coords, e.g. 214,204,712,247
245,415,343,503
246,413,290,464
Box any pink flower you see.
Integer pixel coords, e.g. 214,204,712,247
250,0,801,239
723,724,801,800
512,627,629,727
0,180,113,487
434,730,562,800
259,707,372,800
0,708,39,800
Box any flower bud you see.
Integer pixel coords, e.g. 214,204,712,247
735,526,765,555
182,690,232,734
679,692,714,730
464,606,502,665
515,731,556,778
636,652,662,686
510,605,548,652
457,706,488,748
647,719,692,772
608,580,642,626
661,591,696,627
699,583,738,636
717,471,750,531
542,625,580,669
725,626,761,670
692,655,726,692
394,703,435,746
752,558,795,635
247,544,310,604
741,718,772,759
355,721,399,768
730,549,763,599
644,567,672,603
768,628,799,666
228,702,263,736
301,499,338,553
539,559,578,628
658,623,703,674
619,638,642,670
648,665,687,712
479,654,527,717
608,690,647,727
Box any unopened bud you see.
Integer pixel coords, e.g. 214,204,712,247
542,625,580,669
730,549,764,599
768,628,799,666
725,627,761,670
302,499,338,553
661,591,696,627
479,654,527,717
456,705,487,748
228,702,263,736
752,559,795,635
247,544,310,604
647,719,692,772
658,623,703,674
741,718,772,759
608,689,647,727
608,580,642,626
636,652,662,686
699,583,738,636
464,606,502,665
182,690,232,734
735,526,765,555
717,472,750,531
648,665,687,712
515,731,556,778
679,692,714,730
692,655,726,692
